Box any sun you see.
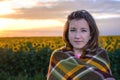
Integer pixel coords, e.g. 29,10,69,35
0,1,15,15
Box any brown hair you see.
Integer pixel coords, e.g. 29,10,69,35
63,10,99,52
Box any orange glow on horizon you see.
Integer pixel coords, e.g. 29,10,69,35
0,18,63,31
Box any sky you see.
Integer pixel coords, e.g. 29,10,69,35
0,0,120,37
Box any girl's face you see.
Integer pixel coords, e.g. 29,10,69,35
68,19,90,50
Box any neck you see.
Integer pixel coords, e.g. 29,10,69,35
73,48,83,55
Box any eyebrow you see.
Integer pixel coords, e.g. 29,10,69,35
81,28,87,29
69,27,76,29
70,27,88,30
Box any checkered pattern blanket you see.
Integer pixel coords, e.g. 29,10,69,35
47,48,115,80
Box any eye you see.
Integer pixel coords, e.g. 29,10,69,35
81,29,87,32
69,27,76,32
70,29,76,32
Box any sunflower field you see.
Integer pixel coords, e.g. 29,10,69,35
0,36,120,80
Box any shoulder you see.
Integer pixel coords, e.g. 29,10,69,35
96,47,110,62
50,49,62,58
51,47,65,56
50,47,70,60
96,47,108,56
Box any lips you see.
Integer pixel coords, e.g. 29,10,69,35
74,41,83,44
74,41,83,42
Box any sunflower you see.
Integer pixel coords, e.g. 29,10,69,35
21,42,27,47
102,42,107,49
41,42,47,48
0,42,4,48
49,44,57,50
35,46,42,53
22,47,30,53
106,45,114,52
46,41,52,46
12,45,20,53
37,43,42,48
116,42,120,49
32,42,38,48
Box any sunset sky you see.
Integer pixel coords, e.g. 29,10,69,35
0,0,120,37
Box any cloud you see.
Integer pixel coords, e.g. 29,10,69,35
0,0,119,20
0,0,120,36
96,17,120,35
0,7,66,19
0,1,68,19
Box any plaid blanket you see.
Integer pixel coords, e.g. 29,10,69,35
47,48,115,80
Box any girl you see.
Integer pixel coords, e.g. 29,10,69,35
47,10,115,80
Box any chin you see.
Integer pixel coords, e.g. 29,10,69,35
74,46,83,50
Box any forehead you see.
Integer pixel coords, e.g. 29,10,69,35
69,19,89,28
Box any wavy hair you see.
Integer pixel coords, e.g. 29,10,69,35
63,10,99,52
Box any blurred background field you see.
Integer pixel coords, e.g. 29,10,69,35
0,36,120,80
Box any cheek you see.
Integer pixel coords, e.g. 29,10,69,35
68,33,72,41
68,30,75,37
85,35,90,43
85,31,90,41
68,32,74,42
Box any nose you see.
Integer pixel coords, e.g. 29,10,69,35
75,31,81,39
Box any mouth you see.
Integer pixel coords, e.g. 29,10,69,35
74,41,83,44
